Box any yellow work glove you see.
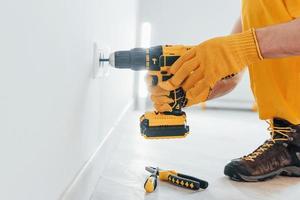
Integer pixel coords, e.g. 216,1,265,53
159,29,263,106
145,75,174,112
149,86,174,112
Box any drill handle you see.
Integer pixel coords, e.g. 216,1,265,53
168,87,187,113
158,55,187,114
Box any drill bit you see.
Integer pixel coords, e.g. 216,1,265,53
99,58,109,62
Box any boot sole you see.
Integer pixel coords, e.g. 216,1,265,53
225,166,300,182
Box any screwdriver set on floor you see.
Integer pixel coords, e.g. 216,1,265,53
144,166,209,193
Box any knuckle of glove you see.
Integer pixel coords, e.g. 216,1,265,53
159,80,178,91
154,103,172,112
151,95,174,104
148,86,170,96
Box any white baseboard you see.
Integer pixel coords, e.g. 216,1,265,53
59,101,133,200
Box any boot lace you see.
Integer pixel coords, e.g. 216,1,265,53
243,120,295,162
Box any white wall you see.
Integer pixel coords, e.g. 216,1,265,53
138,0,254,107
0,0,137,199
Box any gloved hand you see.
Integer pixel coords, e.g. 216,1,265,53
159,29,263,106
145,75,174,112
149,86,174,112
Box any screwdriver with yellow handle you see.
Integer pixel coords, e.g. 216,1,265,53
144,166,209,193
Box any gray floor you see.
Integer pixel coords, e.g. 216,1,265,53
91,108,300,200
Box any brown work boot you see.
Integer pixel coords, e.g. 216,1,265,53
224,118,300,182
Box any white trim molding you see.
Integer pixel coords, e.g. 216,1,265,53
60,101,133,200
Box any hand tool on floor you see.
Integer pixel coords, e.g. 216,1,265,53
144,166,209,193
144,167,159,193
99,45,192,139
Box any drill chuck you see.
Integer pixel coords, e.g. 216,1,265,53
109,48,147,71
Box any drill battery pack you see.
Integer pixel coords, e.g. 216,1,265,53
140,112,189,139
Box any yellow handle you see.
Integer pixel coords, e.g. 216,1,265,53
158,170,177,181
144,175,157,193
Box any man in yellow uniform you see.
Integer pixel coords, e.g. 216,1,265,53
152,0,300,181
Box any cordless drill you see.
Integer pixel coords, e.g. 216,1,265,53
101,45,192,139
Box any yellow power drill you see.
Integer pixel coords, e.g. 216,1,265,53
101,45,192,139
